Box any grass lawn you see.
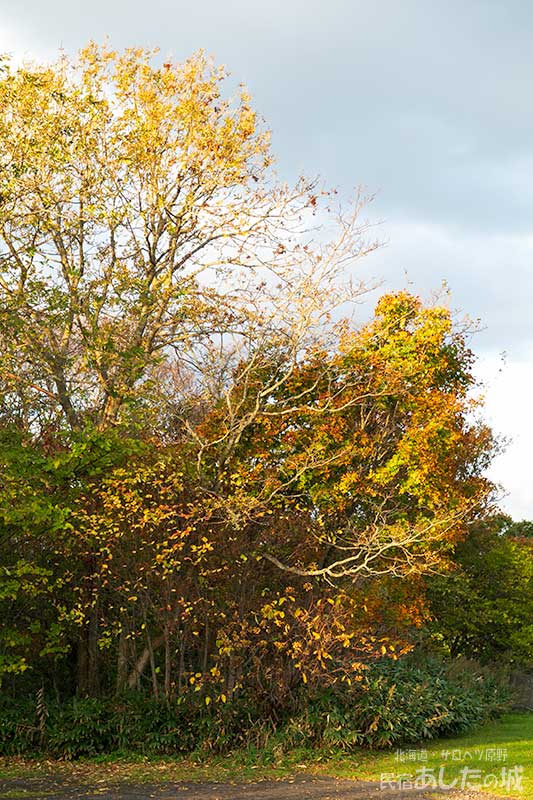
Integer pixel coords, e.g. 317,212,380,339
316,712,532,798
0,712,531,797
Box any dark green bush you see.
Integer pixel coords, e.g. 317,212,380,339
284,657,510,750
0,657,510,758
0,699,40,755
46,698,121,758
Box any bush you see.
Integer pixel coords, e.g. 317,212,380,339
0,657,510,758
0,699,41,755
283,657,510,750
351,657,509,747
46,698,121,758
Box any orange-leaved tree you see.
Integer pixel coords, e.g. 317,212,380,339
54,292,495,699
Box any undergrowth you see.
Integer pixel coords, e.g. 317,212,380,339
0,657,510,759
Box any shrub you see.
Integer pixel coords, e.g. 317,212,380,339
0,657,510,758
0,699,40,755
282,657,510,750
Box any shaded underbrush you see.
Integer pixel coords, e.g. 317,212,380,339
0,658,510,759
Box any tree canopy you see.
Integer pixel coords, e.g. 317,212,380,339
426,515,533,665
0,44,501,703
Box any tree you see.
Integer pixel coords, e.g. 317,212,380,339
0,43,373,692
7,290,491,697
426,515,533,665
0,43,373,435
0,43,496,699
186,291,494,581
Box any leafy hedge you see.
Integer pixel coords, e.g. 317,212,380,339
0,658,510,758
285,658,510,750
0,693,269,759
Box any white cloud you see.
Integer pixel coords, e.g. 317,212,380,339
0,20,53,64
358,219,533,355
475,354,533,519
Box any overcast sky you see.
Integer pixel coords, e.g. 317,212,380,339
1,0,532,517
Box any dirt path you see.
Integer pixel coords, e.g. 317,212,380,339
0,775,504,800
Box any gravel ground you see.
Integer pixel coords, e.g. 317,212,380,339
0,775,513,800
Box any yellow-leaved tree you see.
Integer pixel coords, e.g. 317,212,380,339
0,43,373,433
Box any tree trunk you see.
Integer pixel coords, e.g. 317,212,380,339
127,635,165,689
115,627,130,695
76,605,100,696
147,630,159,698
164,626,171,700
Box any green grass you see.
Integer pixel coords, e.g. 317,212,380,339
317,712,532,797
0,713,531,797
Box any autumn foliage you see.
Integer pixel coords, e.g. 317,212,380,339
0,45,498,713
